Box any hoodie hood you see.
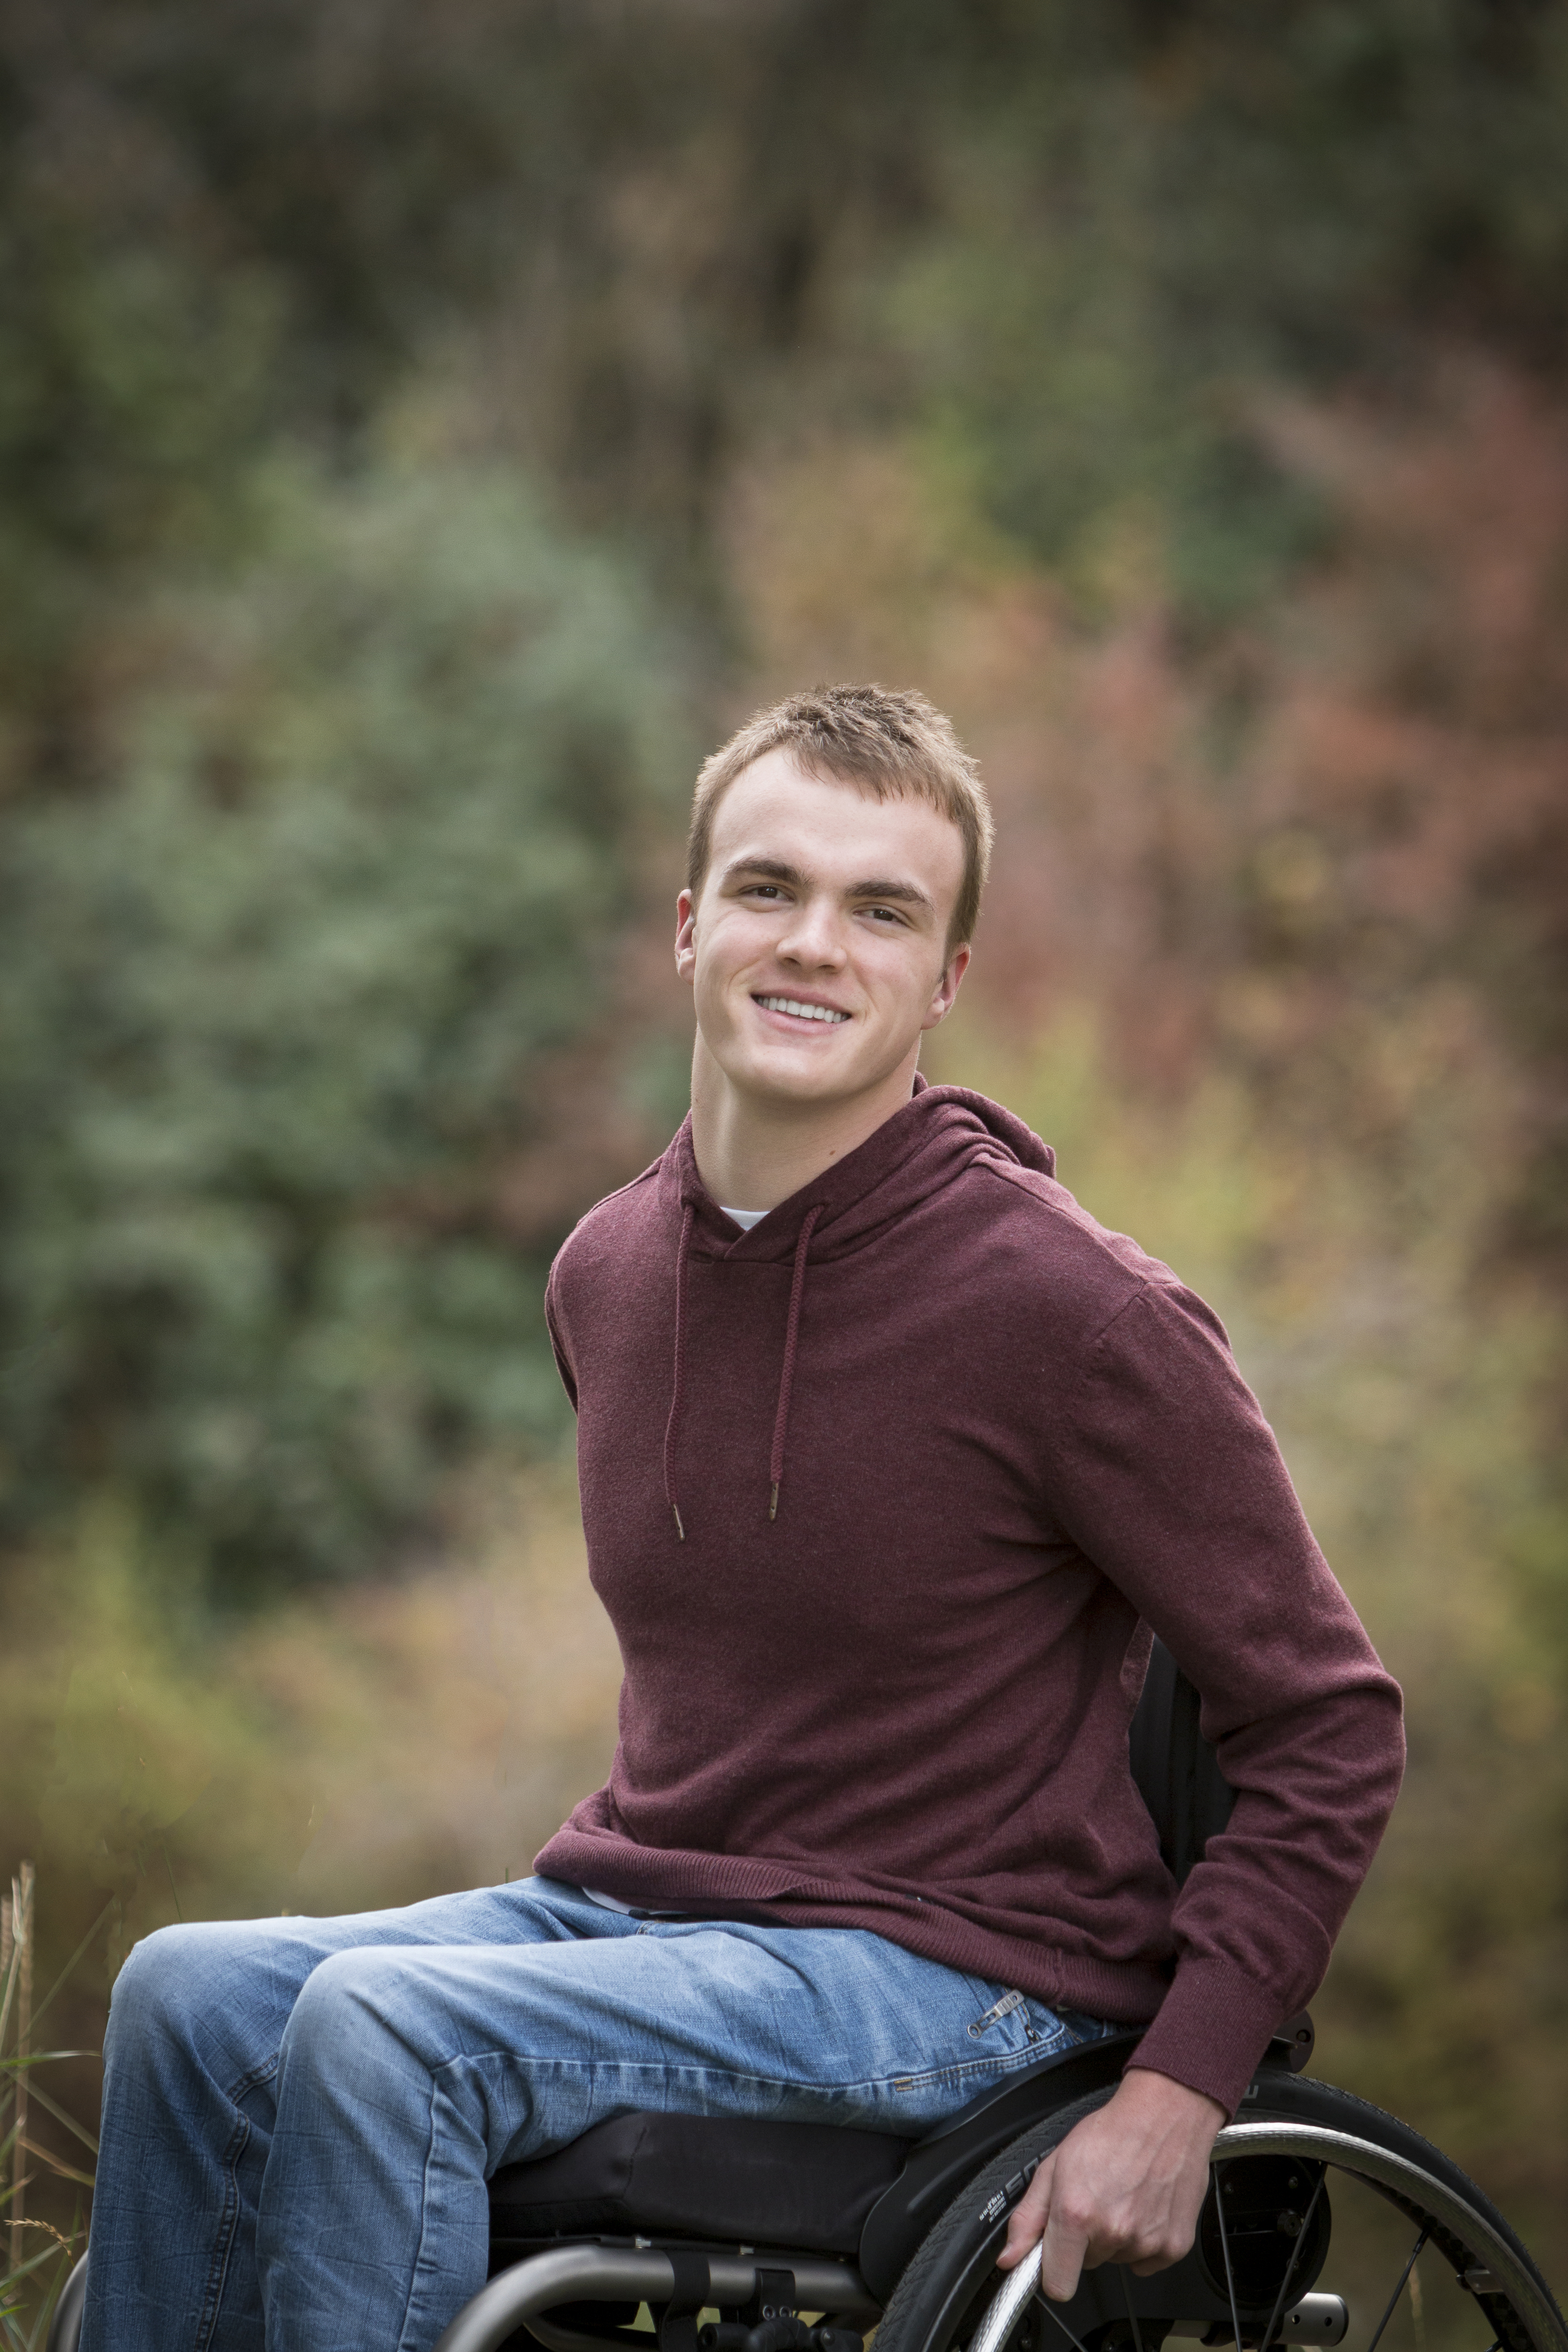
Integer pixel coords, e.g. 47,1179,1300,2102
658,1080,1056,1535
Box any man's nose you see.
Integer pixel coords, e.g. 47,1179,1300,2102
777,896,847,967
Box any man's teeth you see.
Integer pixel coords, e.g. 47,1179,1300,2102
757,996,850,1024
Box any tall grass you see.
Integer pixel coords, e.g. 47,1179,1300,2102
0,1871,100,2350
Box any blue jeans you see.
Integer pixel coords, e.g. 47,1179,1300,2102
81,1876,1112,2352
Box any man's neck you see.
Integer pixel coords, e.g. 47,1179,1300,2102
688,1036,921,1210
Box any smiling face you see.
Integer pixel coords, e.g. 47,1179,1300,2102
675,748,970,1118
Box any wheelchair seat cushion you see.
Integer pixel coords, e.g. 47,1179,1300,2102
488,2111,912,2254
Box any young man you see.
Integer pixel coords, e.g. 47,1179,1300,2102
82,685,1403,2352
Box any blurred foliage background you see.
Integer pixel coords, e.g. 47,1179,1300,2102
2,0,1568,2315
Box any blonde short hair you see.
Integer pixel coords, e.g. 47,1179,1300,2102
687,683,993,953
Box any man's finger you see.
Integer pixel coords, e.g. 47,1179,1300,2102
998,2151,1055,2269
1036,2200,1090,2304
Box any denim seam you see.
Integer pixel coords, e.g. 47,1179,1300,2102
440,2052,899,2104
194,2057,278,2352
193,2115,249,2351
890,2025,1081,2095
421,2045,1071,2113
395,2070,452,2352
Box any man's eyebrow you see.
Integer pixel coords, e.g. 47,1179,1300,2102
847,876,936,913
721,855,937,917
720,856,811,890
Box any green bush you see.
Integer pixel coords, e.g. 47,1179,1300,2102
0,461,682,1595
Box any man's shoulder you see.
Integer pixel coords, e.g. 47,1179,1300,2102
914,1083,1185,1319
965,1149,1175,1297
549,1158,667,1289
949,1145,1233,1360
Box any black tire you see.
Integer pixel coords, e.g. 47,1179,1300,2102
873,2079,1567,2352
45,2250,88,2352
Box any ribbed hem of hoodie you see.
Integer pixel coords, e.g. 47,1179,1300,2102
1123,1953,1288,2117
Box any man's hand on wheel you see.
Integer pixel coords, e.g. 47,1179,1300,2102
995,2067,1226,2303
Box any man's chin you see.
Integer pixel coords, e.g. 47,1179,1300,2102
728,1042,916,1115
695,1019,919,1114
740,1064,861,1109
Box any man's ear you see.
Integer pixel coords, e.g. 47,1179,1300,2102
675,887,698,985
922,942,971,1030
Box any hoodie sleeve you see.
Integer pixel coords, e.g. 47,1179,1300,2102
1044,1279,1405,2116
543,1265,579,1413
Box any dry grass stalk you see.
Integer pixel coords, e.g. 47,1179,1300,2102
7,1866,32,2276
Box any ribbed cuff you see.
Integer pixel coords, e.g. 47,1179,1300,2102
1123,1955,1288,2118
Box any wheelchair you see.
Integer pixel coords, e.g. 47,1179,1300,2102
47,1643,1566,2352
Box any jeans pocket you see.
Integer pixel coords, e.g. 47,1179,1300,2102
890,1997,1060,2102
1052,2005,1122,2049
966,1992,1118,2063
964,1987,1042,2052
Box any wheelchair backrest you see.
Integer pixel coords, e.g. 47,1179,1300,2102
1127,1635,1236,1886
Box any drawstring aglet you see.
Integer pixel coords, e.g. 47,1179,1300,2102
768,1482,779,1522
671,1502,685,1540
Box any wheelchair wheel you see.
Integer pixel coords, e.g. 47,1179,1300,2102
874,2081,1566,2352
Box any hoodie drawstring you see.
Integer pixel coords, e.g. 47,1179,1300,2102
769,1204,821,1523
664,1199,822,1538
663,1200,695,1539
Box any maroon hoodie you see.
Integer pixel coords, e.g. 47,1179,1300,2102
534,1080,1404,2114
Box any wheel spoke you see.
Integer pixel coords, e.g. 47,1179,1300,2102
1210,2162,1245,2352
1257,2167,1328,2352
1363,2225,1431,2352
1036,2289,1093,2352
1118,2265,1146,2352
